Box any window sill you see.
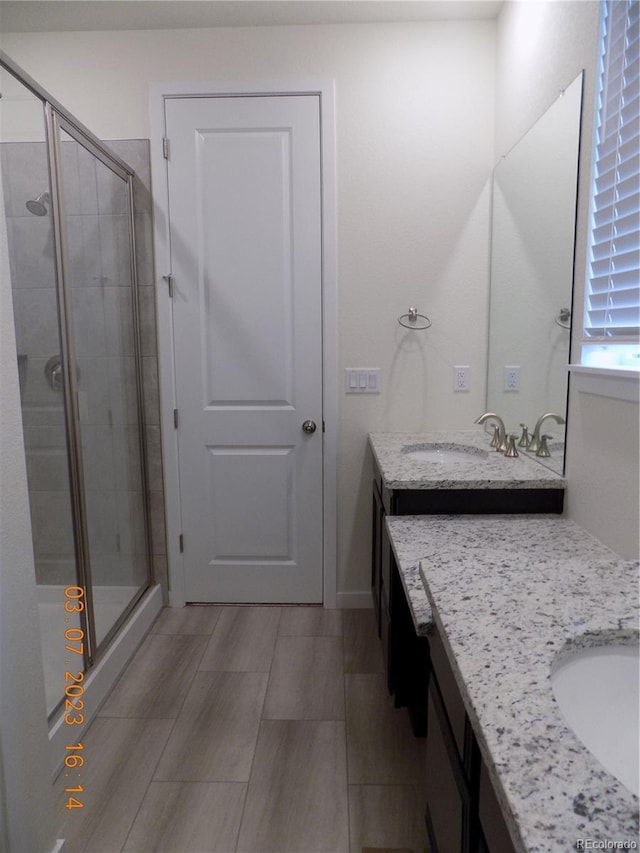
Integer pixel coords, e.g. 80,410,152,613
568,365,640,403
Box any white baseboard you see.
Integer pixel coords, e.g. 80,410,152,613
335,591,373,609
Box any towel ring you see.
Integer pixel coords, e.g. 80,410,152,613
398,307,432,330
555,308,571,329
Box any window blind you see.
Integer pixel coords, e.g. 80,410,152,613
583,0,640,369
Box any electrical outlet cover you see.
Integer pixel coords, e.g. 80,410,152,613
454,366,470,392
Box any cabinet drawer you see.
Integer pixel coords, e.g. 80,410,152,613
429,626,467,763
391,487,564,515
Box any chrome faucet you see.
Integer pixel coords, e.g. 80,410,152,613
474,412,508,452
528,412,565,454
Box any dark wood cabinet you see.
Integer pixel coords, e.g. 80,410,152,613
425,622,516,853
377,506,429,708
425,687,466,853
370,450,564,722
371,477,384,636
390,552,429,731
478,764,518,853
383,485,564,515
369,445,562,851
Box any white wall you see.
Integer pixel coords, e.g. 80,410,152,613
496,0,639,560
1,21,496,598
0,165,57,852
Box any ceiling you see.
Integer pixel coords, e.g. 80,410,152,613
0,1,504,33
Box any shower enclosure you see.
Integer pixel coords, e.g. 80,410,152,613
0,54,157,730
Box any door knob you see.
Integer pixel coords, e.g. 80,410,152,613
302,419,317,434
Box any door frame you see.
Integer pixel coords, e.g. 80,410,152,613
150,80,338,608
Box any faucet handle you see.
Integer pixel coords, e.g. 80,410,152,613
517,424,529,448
536,435,552,457
505,435,519,458
492,425,508,452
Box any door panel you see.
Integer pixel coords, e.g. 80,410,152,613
165,95,322,603
199,129,294,407
206,446,294,560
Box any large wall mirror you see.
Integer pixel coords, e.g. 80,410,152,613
486,72,583,474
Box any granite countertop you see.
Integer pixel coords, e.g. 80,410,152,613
404,514,639,852
369,430,566,490
385,516,435,636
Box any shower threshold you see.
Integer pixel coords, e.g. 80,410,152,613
38,584,142,716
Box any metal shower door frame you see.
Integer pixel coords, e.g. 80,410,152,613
0,49,154,675
47,110,155,667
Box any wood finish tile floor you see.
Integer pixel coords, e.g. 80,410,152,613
55,606,427,853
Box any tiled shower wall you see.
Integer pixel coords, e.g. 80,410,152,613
1,138,168,600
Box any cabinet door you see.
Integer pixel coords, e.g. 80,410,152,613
430,626,467,763
380,593,392,693
371,479,383,636
478,764,516,853
380,521,395,695
425,687,465,853
391,557,429,727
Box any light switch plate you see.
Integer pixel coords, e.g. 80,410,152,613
345,368,381,393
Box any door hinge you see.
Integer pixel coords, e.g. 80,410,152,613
322,420,326,433
179,533,184,553
173,408,179,429
163,274,174,298
162,137,170,159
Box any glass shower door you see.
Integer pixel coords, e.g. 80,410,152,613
0,72,82,716
58,125,151,650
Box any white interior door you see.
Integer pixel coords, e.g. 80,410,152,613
165,95,323,603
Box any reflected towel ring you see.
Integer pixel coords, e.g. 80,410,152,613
398,307,432,330
555,308,571,329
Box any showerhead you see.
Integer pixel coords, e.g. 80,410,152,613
26,192,50,216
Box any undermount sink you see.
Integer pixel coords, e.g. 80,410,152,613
403,443,489,463
551,641,640,795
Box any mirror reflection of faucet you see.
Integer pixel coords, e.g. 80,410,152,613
536,435,553,458
527,412,566,455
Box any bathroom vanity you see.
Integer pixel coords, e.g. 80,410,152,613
409,514,638,853
368,429,566,730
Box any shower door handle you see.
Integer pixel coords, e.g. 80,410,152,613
45,355,64,392
302,419,317,434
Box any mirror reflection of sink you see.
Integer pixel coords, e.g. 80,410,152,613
402,443,489,463
551,641,639,795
